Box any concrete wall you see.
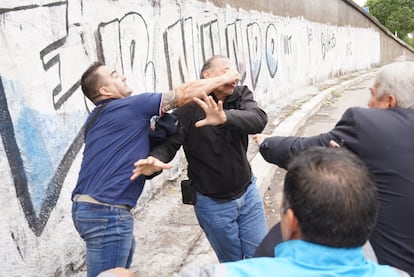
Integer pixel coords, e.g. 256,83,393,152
0,0,412,276
210,0,414,64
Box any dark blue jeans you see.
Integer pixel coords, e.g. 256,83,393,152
194,178,268,262
72,202,135,277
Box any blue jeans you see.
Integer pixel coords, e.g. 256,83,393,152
72,202,135,277
194,178,268,262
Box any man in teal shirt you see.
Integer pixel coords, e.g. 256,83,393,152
176,147,407,276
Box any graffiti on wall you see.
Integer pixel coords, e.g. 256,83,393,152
321,30,337,60
0,1,379,239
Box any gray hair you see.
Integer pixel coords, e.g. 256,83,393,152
375,61,414,109
199,55,229,79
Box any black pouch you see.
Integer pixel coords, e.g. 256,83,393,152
181,179,197,205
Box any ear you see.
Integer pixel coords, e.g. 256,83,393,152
387,94,397,108
202,70,210,79
98,86,114,97
282,208,302,240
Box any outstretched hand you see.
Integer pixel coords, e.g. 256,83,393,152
130,156,172,180
193,94,227,127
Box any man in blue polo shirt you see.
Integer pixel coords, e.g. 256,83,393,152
71,61,240,277
176,147,407,277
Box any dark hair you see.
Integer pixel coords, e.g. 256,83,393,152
81,61,104,102
199,55,229,79
283,146,378,247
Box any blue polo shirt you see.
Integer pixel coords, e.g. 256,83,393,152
72,93,162,207
219,240,400,276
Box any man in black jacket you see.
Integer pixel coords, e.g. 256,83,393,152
131,55,268,262
253,61,414,275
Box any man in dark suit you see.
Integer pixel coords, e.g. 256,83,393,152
253,61,414,275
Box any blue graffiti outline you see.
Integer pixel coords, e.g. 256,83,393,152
0,77,84,236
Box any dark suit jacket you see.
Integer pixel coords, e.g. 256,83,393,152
259,107,414,275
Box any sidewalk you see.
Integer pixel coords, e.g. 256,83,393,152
129,68,378,277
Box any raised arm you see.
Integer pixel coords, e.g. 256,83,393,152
192,86,267,134
160,67,240,112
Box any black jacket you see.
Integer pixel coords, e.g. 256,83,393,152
150,86,267,199
260,107,414,275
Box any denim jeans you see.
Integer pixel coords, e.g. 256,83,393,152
72,202,135,277
194,177,268,262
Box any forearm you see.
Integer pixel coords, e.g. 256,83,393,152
150,145,178,163
222,87,267,133
224,108,267,133
149,127,184,162
259,135,326,168
159,77,225,113
174,74,231,107
160,69,239,113
160,78,226,113
161,89,180,113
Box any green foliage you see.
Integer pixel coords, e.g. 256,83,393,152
365,0,414,47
